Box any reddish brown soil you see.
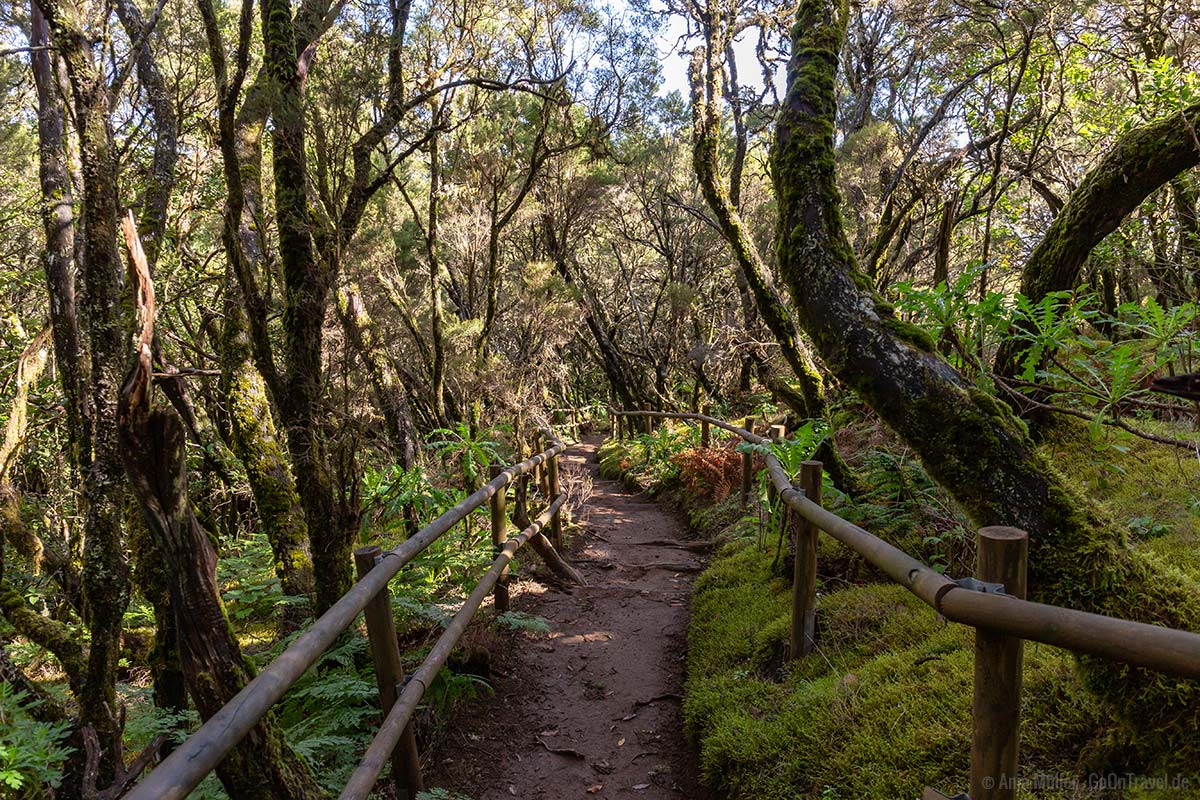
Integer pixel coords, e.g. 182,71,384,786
426,435,712,800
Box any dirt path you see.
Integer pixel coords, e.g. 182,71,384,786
426,435,711,800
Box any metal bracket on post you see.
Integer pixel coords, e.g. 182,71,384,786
955,576,1007,596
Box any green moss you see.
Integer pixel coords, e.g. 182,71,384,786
596,436,628,480
1040,420,1200,582
682,535,1167,798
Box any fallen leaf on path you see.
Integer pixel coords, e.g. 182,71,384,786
586,785,603,794
617,737,625,746
633,783,651,790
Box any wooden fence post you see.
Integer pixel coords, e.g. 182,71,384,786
700,405,711,448
971,526,1028,800
531,431,543,490
791,461,821,659
353,546,424,799
740,417,754,506
515,472,529,529
548,451,563,552
643,415,653,435
489,465,510,613
769,423,787,441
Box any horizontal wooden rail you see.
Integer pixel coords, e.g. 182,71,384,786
127,430,568,800
340,494,565,799
614,410,1200,678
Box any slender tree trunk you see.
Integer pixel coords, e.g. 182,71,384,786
775,0,1199,748
37,0,133,778
220,279,316,610
199,0,315,614
30,1,86,467
688,46,827,418
337,284,418,468
263,0,354,614
689,34,857,489
427,133,447,423
113,0,177,270
542,214,648,409
1172,177,1200,300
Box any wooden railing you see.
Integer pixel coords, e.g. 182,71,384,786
127,429,573,800
613,409,1200,800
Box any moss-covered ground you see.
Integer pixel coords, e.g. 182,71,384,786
599,422,1200,799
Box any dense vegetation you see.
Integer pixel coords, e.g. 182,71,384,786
599,419,1200,798
0,0,1198,795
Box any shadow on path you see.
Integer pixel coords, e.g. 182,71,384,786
425,434,712,800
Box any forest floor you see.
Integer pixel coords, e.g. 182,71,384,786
426,435,712,800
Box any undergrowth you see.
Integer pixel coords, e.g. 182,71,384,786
602,423,1200,799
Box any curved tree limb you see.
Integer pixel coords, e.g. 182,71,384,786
774,0,1200,739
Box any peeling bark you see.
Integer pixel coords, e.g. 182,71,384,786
117,219,328,800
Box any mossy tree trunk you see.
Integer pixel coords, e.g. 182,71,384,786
198,0,317,616
30,0,86,469
995,94,1200,372
106,0,191,723
775,0,1199,752
688,44,828,420
261,0,358,615
206,0,417,614
37,0,134,781
221,282,316,610
688,16,856,489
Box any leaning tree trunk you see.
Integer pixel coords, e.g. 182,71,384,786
689,46,827,421
689,35,857,490
118,217,328,800
995,93,1200,374
542,213,651,411
337,284,419,469
774,0,1199,758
